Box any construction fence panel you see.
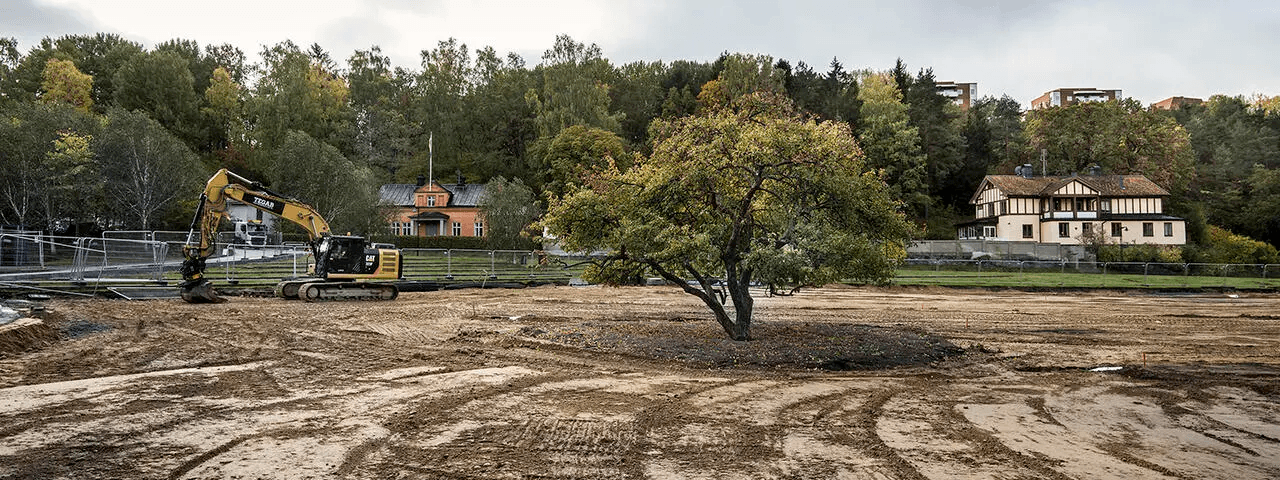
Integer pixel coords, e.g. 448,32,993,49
71,237,169,282
0,232,55,271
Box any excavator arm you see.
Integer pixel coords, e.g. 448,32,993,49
179,169,332,303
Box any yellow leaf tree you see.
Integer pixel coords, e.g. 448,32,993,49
40,58,93,113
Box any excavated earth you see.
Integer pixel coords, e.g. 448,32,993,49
1,285,1278,479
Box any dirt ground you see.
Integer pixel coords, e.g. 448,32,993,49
1,285,1278,479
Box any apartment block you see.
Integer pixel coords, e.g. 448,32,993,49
1030,88,1122,109
936,81,977,110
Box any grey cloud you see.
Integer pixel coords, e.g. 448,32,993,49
0,0,96,50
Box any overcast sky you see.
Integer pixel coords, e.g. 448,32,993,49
5,0,1278,108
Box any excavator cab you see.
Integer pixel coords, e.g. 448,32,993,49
315,236,370,275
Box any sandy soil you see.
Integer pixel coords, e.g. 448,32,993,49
1,285,1278,479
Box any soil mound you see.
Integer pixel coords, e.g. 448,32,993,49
521,320,964,370
0,318,57,357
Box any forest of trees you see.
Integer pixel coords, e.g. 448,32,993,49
1,33,1278,259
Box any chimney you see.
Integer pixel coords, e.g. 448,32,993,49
1087,164,1102,176
456,169,466,186
1017,164,1034,179
416,174,426,187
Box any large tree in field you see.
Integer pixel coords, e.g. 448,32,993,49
542,93,913,340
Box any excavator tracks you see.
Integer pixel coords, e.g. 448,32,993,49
276,279,399,302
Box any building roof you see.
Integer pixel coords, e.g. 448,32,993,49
378,183,488,207
976,174,1170,203
379,184,417,206
442,183,486,207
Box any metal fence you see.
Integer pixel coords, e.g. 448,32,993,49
4,230,1277,297
902,258,1280,288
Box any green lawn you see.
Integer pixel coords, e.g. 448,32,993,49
890,267,1280,289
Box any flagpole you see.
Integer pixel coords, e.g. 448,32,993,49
428,131,434,187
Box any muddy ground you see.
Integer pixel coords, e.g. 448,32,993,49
1,285,1278,479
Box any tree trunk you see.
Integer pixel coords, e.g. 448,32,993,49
648,261,753,341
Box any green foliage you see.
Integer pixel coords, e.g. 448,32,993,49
611,60,667,149
0,101,100,230
543,92,913,340
374,234,491,250
857,72,929,221
528,35,620,139
8,34,144,112
95,107,205,229
921,205,967,240
537,125,628,199
901,67,967,211
41,58,94,112
697,54,784,111
1024,100,1196,193
0,37,19,106
964,95,1026,182
112,50,201,144
202,67,245,158
480,176,540,250
248,41,352,155
779,58,860,127
262,130,381,236
1182,226,1280,264
1175,95,1280,246
1097,244,1183,263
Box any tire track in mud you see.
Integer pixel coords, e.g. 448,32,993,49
343,370,570,478
873,374,1151,480
832,387,929,480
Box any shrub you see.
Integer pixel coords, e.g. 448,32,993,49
1184,226,1280,264
1098,244,1182,263
366,234,540,251
376,235,489,250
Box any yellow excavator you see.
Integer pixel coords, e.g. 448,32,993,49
179,169,401,303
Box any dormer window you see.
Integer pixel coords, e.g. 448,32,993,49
427,196,436,207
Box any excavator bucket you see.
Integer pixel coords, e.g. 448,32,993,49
180,279,226,304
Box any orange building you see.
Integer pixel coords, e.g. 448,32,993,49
380,175,487,237
1151,96,1203,110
